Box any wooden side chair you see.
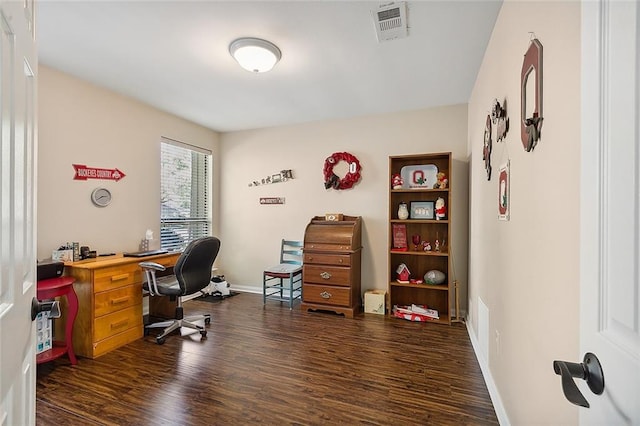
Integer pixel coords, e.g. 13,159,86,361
263,239,303,309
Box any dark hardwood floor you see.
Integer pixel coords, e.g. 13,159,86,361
36,292,498,425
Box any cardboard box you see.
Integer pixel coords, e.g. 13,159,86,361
364,290,386,315
36,311,52,354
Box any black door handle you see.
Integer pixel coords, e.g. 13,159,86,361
553,352,605,408
31,297,61,321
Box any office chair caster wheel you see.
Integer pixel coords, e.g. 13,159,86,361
200,330,207,339
156,336,166,345
205,317,211,325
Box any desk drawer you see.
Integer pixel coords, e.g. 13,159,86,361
304,253,351,266
94,304,142,341
302,283,351,307
303,265,351,286
93,325,143,358
94,264,140,293
94,284,142,317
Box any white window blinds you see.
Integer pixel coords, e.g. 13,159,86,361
160,138,212,252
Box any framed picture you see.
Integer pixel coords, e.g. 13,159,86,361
498,161,510,221
391,224,408,251
410,201,435,219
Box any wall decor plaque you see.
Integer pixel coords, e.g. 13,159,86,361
259,197,285,205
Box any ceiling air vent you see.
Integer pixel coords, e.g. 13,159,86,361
372,2,408,42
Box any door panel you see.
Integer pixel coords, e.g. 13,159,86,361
580,0,640,423
0,0,38,424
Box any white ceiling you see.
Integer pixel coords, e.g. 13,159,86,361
37,1,502,133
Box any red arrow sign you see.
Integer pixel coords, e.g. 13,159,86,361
72,164,126,181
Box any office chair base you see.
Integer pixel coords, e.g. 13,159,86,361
145,314,211,344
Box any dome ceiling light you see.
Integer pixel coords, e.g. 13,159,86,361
229,37,281,73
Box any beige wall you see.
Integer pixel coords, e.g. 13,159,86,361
38,64,469,310
218,105,469,307
37,66,220,259
467,1,581,423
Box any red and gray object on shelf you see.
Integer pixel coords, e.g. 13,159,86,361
393,304,439,322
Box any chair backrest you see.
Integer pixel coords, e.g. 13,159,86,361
280,239,303,266
174,236,221,295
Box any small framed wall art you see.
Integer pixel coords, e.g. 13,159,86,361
410,201,435,220
498,161,510,221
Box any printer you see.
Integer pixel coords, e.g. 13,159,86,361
37,260,65,281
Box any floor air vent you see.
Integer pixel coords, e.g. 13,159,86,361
372,2,408,42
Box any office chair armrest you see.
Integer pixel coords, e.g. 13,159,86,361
139,261,166,272
139,262,166,296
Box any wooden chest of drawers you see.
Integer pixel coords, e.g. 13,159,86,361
64,252,180,358
301,215,362,318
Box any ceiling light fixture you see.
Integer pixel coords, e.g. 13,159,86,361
229,37,281,73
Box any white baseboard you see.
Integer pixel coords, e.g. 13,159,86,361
465,319,510,426
229,284,261,294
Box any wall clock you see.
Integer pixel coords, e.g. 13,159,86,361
90,187,112,207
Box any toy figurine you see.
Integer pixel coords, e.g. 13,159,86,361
435,197,447,220
434,239,440,252
392,174,404,189
423,241,432,251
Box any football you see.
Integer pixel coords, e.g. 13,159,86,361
424,270,446,285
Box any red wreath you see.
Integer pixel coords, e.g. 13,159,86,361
323,152,362,190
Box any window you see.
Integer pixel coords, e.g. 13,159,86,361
160,137,212,252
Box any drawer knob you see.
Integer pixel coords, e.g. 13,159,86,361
308,257,313,261
110,319,129,329
111,273,129,282
320,291,332,299
338,259,343,263
320,271,332,280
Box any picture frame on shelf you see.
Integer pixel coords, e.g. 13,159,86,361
391,223,408,251
410,201,435,219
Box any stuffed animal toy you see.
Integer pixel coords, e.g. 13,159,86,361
433,172,448,189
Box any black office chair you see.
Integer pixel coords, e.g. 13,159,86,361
140,236,221,344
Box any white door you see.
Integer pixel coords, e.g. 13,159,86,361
579,0,640,423
0,0,38,424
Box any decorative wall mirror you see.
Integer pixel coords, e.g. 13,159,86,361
520,38,544,152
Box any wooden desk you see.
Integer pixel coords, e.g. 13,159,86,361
64,252,180,359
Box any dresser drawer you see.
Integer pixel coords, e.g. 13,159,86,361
94,304,142,341
302,283,351,307
303,265,351,286
304,253,351,266
304,242,353,251
94,263,140,293
94,284,142,317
